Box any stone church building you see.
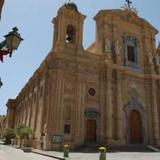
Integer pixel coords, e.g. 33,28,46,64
6,2,160,150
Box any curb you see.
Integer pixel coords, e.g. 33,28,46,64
32,151,65,160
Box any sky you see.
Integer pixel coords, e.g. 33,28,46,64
0,0,160,115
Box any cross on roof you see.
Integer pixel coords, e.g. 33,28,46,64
67,0,72,4
126,0,132,8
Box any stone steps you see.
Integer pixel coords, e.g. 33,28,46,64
74,143,101,153
108,144,155,152
75,144,156,153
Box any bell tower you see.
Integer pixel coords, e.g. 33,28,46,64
52,2,86,52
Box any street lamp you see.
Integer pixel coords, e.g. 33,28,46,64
0,27,23,62
0,27,23,88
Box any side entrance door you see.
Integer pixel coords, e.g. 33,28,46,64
87,119,96,142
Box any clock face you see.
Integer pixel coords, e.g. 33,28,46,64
88,88,96,96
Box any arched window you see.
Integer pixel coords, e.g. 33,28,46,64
65,25,76,44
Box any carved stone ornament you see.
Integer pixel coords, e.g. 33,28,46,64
130,82,137,89
115,40,122,55
155,55,160,65
147,51,153,64
105,38,112,52
84,109,99,119
88,88,96,96
124,89,143,110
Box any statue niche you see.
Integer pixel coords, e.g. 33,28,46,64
104,38,112,53
115,40,122,55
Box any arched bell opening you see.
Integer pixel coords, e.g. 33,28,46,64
65,25,76,44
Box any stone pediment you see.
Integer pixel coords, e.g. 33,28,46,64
94,9,158,34
121,10,158,33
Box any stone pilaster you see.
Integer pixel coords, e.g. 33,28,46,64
105,67,113,143
150,64,155,74
99,69,106,143
34,87,39,132
45,70,64,135
53,72,65,133
156,65,160,74
29,99,33,127
6,99,16,128
151,79,160,145
41,72,51,131
116,72,124,144
144,80,153,144
73,79,85,145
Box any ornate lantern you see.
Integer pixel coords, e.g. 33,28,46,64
4,27,23,50
0,27,23,62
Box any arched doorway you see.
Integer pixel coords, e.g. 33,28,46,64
130,110,142,143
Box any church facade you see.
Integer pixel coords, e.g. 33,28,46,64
6,2,160,150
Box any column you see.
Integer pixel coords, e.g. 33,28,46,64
151,79,160,144
105,68,113,143
116,71,124,143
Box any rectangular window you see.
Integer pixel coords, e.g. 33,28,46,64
127,45,135,62
123,36,140,70
64,124,70,134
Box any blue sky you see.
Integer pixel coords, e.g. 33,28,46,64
0,0,160,115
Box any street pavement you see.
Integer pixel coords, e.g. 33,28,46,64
1,144,160,160
33,149,160,160
0,144,57,160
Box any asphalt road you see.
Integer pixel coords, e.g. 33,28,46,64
0,144,56,160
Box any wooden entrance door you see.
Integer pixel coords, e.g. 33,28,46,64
87,119,96,142
130,110,142,143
